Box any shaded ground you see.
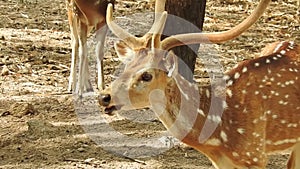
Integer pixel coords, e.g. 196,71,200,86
0,0,299,168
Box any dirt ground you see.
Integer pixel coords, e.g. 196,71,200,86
0,0,299,168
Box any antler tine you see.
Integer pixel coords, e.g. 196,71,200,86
143,0,167,40
161,0,271,50
106,3,140,47
155,0,166,14
152,11,168,49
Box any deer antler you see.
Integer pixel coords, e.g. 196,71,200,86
152,11,168,49
106,0,166,49
106,4,139,48
161,0,271,50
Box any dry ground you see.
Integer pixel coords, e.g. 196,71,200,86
0,0,299,168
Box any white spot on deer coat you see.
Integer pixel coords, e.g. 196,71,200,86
237,128,245,134
274,41,284,52
253,119,259,124
280,50,286,55
242,90,247,94
197,109,205,117
222,101,228,109
227,80,233,86
220,131,228,142
232,152,239,157
242,67,248,73
226,89,233,98
253,158,259,162
206,89,210,98
273,139,297,145
223,75,230,80
234,72,240,79
205,138,221,146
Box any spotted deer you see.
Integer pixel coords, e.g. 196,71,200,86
65,0,115,95
99,0,300,168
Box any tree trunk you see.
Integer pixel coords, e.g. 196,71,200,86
163,0,206,81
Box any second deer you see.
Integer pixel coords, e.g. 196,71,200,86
65,0,115,95
99,0,300,168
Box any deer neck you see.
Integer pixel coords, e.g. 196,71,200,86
155,73,224,145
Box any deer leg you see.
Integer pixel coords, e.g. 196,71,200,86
287,142,300,169
67,6,79,92
77,22,92,95
95,24,108,90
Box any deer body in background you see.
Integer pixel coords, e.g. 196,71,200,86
99,0,300,168
65,0,115,95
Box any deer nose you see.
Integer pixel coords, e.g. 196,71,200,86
99,94,111,106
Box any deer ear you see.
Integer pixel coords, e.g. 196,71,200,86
164,51,179,77
114,41,135,62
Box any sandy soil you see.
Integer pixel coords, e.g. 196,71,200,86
0,0,299,168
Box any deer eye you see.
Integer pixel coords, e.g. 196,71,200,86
141,72,153,82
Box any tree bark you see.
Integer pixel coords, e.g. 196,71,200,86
163,0,206,81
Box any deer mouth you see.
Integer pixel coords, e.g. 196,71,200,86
104,105,122,114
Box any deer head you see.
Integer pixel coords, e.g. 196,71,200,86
100,11,171,113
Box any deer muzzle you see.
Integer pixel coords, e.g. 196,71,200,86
98,93,123,114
